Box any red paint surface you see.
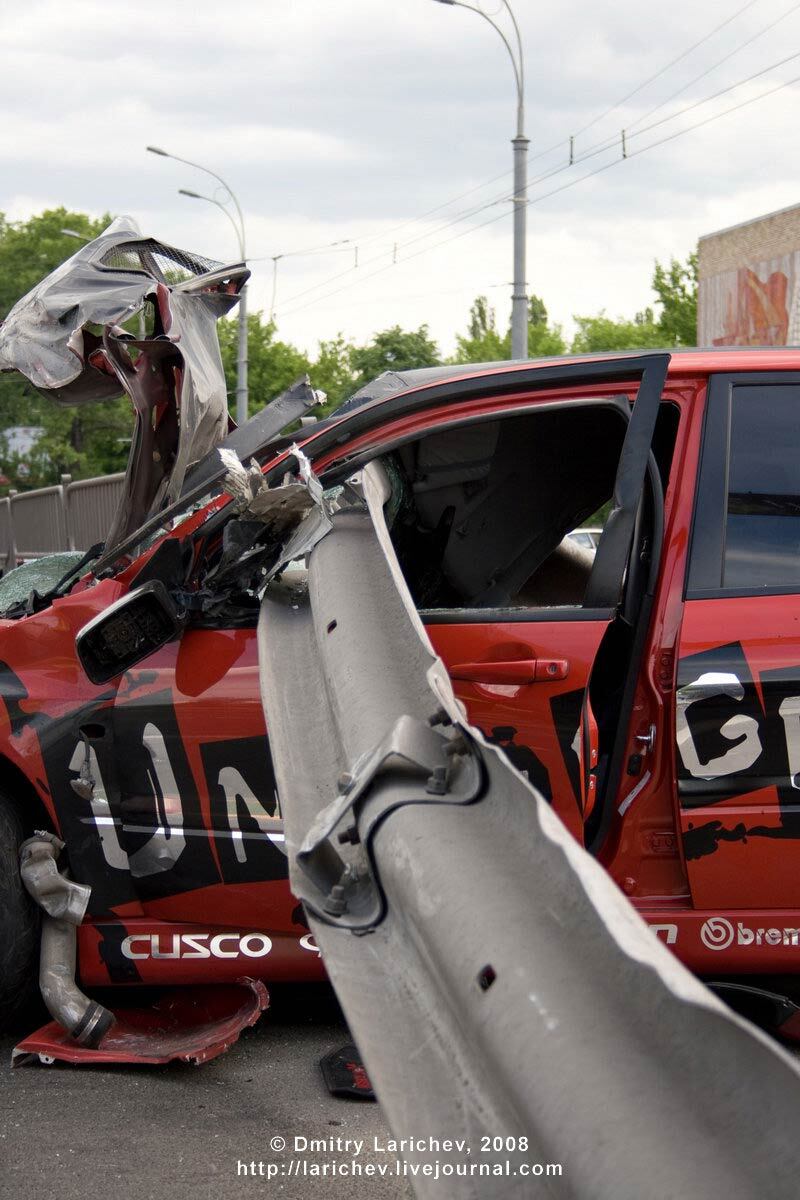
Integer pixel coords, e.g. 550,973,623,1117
12,979,268,1067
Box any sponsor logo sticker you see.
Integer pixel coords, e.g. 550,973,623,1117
121,932,273,960
700,917,800,951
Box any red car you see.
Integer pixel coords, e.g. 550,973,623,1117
3,227,800,1056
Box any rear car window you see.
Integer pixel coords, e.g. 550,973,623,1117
724,387,800,590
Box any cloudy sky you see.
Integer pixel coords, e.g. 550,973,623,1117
3,0,800,355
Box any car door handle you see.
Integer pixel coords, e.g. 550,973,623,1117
450,659,569,684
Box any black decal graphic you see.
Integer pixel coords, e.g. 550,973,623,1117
677,642,766,806
484,725,551,800
97,922,142,983
550,689,585,810
678,644,800,858
0,671,138,912
683,820,748,861
200,736,288,884
114,691,220,901
0,660,55,737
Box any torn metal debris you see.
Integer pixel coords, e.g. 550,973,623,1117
0,216,248,548
12,980,268,1068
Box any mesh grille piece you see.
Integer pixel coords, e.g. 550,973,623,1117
98,240,224,284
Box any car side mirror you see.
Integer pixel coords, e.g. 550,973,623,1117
76,580,185,684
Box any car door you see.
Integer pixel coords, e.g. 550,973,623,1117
107,353,667,916
677,372,800,910
420,355,670,842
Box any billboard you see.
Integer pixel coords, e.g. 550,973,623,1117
697,203,800,346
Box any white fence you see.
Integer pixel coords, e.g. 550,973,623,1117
0,472,125,571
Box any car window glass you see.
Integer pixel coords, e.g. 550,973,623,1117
724,386,800,590
385,405,628,611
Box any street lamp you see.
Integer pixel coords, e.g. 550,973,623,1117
432,0,529,359
147,145,249,424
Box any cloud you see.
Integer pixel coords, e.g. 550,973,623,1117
3,0,800,357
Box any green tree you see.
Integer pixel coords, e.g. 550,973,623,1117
349,324,441,389
525,295,567,357
652,252,697,346
218,313,312,421
311,334,357,415
453,296,508,363
453,294,566,363
570,308,663,354
570,252,697,353
0,208,131,488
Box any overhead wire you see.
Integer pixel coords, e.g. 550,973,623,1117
570,0,763,138
554,4,800,171
626,0,800,132
270,0,768,275
276,66,800,321
275,46,800,315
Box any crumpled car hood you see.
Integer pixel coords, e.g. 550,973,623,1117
0,215,249,548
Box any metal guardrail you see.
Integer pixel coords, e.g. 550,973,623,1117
0,473,125,571
260,463,800,1199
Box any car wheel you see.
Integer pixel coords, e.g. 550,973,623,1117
0,796,41,1032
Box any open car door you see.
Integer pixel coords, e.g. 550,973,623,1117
385,354,672,847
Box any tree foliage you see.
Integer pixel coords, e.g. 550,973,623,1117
652,252,698,346
349,324,440,389
570,309,663,354
0,208,130,488
453,294,566,363
570,252,697,353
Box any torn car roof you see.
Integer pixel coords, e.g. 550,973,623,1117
0,216,249,548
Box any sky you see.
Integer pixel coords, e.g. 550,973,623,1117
2,0,800,357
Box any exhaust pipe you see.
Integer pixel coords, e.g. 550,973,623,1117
20,832,114,1048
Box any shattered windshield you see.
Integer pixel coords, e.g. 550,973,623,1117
0,553,86,616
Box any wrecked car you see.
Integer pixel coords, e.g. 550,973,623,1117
4,225,800,1062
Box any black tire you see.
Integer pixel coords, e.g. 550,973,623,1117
0,796,41,1032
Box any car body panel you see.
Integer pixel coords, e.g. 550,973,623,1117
5,349,800,993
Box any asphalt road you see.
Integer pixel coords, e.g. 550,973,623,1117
0,985,411,1200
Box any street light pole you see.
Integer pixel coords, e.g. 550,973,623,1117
147,146,249,424
432,0,528,359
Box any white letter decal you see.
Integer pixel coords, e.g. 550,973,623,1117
68,742,129,871
779,696,800,789
128,723,187,878
676,672,762,780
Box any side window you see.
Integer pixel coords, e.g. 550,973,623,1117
726,388,800,589
688,378,800,596
384,403,629,613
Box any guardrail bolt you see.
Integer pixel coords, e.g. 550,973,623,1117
427,707,452,727
426,764,449,795
324,883,348,916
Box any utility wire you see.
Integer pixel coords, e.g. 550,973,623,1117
478,0,767,172
276,46,800,314
276,67,800,321
627,0,800,132
274,188,516,310
269,0,776,291
571,0,763,138
534,45,800,182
